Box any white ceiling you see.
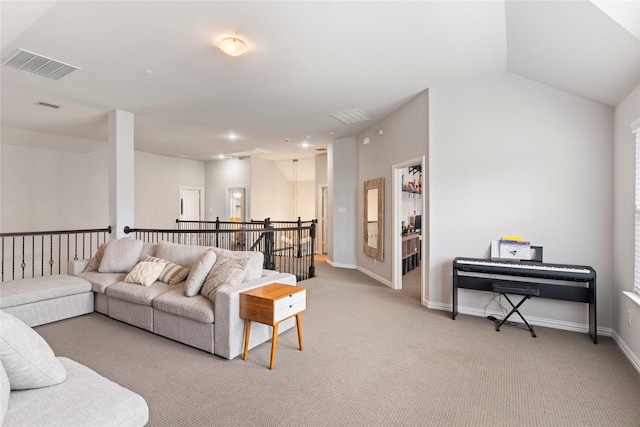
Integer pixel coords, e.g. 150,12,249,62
1,1,638,162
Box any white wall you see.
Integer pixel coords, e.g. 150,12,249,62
0,145,207,232
205,158,251,221
357,91,429,281
249,157,290,221
1,144,109,231
429,72,614,330
134,151,205,229
613,83,640,366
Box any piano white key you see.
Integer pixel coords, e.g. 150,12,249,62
456,259,591,274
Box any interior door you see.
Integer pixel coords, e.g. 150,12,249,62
180,188,202,221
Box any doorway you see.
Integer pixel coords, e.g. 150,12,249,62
228,187,246,222
392,156,426,303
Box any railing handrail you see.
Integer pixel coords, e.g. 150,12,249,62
1,226,112,238
127,225,314,234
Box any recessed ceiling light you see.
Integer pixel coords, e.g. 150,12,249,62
228,133,237,140
301,142,309,148
217,37,248,57
328,131,336,135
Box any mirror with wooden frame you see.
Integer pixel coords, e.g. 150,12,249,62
364,177,384,260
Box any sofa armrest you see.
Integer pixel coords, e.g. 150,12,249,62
261,269,279,277
68,260,90,276
214,272,297,360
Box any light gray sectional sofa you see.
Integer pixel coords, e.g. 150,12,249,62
68,238,298,360
0,311,149,427
0,238,298,426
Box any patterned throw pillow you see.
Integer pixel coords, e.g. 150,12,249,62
124,261,166,287
200,251,249,302
144,256,190,285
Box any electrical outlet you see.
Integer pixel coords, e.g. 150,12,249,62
628,310,633,327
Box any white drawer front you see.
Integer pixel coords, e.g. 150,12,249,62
274,300,306,323
274,290,306,311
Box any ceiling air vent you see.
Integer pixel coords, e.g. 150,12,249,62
329,109,372,124
4,49,80,80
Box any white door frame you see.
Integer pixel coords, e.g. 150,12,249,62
391,156,426,302
227,186,247,221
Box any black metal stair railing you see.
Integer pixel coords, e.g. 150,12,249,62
129,217,317,280
0,226,112,281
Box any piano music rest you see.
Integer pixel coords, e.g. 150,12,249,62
492,283,540,337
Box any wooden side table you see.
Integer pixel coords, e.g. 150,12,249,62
239,283,306,370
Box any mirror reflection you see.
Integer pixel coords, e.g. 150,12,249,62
367,188,379,248
364,177,384,260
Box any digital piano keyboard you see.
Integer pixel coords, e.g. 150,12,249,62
452,257,597,343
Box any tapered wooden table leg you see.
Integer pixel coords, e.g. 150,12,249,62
296,313,303,351
269,323,279,370
243,320,251,361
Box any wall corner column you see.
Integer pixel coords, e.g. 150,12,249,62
108,110,134,239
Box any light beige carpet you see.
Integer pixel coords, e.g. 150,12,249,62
35,261,640,426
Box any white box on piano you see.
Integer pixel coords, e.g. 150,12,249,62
499,240,531,260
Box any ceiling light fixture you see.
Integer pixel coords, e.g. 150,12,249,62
228,133,237,140
217,37,248,57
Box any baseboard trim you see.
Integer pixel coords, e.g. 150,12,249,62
356,266,392,288
426,301,612,337
611,330,640,375
326,259,357,269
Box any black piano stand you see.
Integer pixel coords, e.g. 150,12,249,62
492,283,540,338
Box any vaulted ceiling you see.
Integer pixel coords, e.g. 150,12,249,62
1,1,638,161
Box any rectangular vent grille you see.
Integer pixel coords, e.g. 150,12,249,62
329,109,372,124
4,49,80,80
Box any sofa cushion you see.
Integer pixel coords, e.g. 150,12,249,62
125,261,166,287
4,357,149,427
153,285,215,324
0,275,91,309
105,281,173,306
0,312,67,390
212,248,263,281
184,249,217,297
145,256,190,285
78,272,127,294
156,241,212,268
99,238,144,273
83,242,107,272
200,251,249,302
139,242,158,261
0,362,9,425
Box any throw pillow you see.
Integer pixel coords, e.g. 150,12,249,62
83,242,108,272
145,256,190,285
124,261,166,287
212,248,264,281
200,251,249,302
98,238,144,273
184,249,218,297
139,242,158,261
0,312,67,390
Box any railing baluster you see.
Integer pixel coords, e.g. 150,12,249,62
0,227,111,281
